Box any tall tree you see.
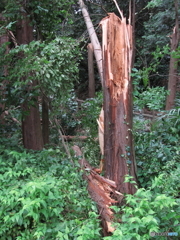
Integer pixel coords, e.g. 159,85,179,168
166,0,179,110
16,2,43,150
0,14,9,124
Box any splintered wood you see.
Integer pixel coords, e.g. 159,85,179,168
101,13,132,101
72,145,123,234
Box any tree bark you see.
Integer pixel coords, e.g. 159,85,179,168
0,14,9,124
42,96,49,145
88,43,95,98
101,13,137,194
165,0,179,110
78,0,103,85
16,5,43,150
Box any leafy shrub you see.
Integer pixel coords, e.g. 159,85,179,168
104,183,180,240
134,109,180,191
0,142,101,240
134,86,168,111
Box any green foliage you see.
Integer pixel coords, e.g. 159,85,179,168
79,92,103,137
0,141,101,239
1,0,75,38
132,45,169,89
146,0,166,9
135,0,175,86
134,86,168,111
0,37,81,112
105,185,180,240
134,108,180,193
79,92,103,166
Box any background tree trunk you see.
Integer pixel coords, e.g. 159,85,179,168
42,96,49,145
88,43,95,98
101,13,137,194
165,0,179,110
0,14,9,124
16,6,43,150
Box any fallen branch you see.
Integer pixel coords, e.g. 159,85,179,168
54,118,72,161
62,135,88,141
72,145,124,235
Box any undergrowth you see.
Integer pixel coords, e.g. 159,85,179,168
0,139,101,240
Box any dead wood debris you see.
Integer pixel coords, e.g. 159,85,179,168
72,145,124,234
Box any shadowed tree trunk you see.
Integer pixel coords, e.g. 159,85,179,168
0,14,9,124
16,4,43,150
101,13,137,194
166,0,179,110
88,43,95,98
42,96,49,145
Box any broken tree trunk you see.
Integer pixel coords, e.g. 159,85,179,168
88,43,95,98
101,13,137,194
165,0,179,110
78,0,103,85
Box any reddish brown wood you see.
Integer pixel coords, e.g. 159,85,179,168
72,145,123,236
101,13,137,194
165,0,179,110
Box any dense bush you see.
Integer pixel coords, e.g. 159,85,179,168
0,140,101,240
134,107,180,192
105,184,180,240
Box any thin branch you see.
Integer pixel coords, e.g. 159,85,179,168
112,0,123,19
54,118,73,163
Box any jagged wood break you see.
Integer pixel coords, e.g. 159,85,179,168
72,145,123,235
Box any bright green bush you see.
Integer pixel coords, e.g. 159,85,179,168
134,86,168,111
105,183,180,240
0,141,101,240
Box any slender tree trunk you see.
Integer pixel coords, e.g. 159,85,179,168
101,13,137,194
16,5,43,150
88,43,95,98
0,14,9,124
165,0,179,110
42,96,49,145
78,0,103,85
